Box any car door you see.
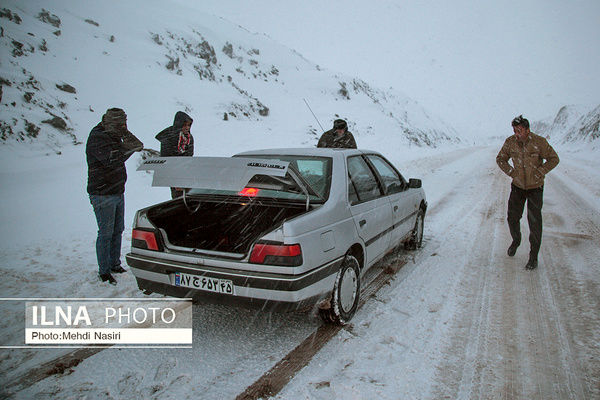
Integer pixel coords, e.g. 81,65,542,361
347,155,393,266
365,154,420,247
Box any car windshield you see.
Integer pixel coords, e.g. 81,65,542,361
188,155,332,202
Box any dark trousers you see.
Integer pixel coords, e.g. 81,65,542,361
507,184,544,259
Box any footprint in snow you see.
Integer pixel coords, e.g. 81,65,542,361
117,372,143,397
154,357,177,381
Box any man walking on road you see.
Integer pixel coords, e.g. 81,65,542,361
496,115,559,270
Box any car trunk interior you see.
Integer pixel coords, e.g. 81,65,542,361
146,198,307,254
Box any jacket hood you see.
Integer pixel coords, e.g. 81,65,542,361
173,111,193,130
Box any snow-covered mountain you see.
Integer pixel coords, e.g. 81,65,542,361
0,0,461,157
532,104,600,145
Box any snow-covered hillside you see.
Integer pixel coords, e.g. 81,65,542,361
1,2,599,399
0,0,460,156
532,103,600,147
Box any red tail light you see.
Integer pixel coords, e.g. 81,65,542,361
249,243,302,266
239,187,260,197
132,229,159,251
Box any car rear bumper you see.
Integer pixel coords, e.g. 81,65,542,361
125,253,343,312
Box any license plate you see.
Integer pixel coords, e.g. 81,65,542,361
174,272,234,295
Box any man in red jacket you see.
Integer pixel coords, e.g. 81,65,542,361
155,111,194,198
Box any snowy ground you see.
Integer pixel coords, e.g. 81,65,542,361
1,143,598,399
1,0,598,398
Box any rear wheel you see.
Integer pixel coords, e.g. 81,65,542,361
319,255,360,325
405,209,425,250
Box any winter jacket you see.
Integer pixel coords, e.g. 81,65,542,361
496,132,559,190
317,129,357,149
86,123,142,195
155,111,194,157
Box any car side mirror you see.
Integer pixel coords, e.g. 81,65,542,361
408,178,422,189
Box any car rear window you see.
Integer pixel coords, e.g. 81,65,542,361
248,155,332,200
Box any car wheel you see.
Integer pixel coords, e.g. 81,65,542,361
405,209,424,250
319,254,361,325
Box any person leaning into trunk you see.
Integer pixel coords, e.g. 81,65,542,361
86,108,143,285
496,114,559,270
155,111,194,198
317,119,357,149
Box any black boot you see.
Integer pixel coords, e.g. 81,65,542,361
525,257,538,270
111,265,127,273
507,240,520,257
99,273,117,285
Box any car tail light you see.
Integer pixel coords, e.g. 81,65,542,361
132,229,160,251
239,187,260,197
249,243,302,266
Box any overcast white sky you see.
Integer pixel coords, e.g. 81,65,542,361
199,0,600,139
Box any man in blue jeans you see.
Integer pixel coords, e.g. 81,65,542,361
86,108,143,284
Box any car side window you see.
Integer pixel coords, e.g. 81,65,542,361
347,156,383,205
366,155,405,194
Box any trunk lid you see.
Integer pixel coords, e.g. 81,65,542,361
138,156,290,191
138,156,322,208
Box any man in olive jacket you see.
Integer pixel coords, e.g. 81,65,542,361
317,119,357,149
496,115,559,270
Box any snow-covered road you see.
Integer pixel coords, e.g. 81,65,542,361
2,146,599,399
427,168,600,399
277,147,600,400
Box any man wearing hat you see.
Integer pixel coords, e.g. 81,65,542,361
496,114,559,270
86,108,143,284
155,111,194,198
317,119,357,149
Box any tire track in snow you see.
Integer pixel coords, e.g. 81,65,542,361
235,147,499,399
515,173,598,400
532,174,600,399
254,148,503,400
429,159,600,399
235,254,411,400
427,166,507,399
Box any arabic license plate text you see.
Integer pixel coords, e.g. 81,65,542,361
174,273,234,295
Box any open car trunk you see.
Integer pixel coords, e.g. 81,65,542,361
138,156,322,256
146,198,307,255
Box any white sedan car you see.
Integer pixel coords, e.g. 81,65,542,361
126,148,426,324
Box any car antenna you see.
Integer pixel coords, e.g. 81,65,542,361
303,98,324,131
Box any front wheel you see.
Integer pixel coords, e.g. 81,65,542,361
319,255,361,325
405,209,425,250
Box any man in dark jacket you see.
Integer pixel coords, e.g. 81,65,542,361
317,119,357,149
86,108,143,284
155,111,194,198
496,115,559,270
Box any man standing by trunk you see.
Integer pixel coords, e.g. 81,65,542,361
496,115,559,270
317,119,357,149
86,108,143,284
155,111,194,198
